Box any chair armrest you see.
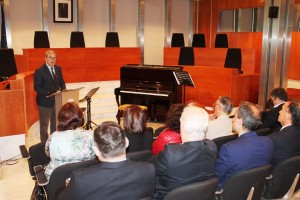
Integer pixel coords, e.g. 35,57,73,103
19,145,30,159
263,174,273,198
34,165,49,186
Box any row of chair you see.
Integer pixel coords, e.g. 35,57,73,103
177,46,242,72
34,31,120,48
171,33,228,48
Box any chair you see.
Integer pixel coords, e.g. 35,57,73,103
255,128,272,136
47,159,98,200
178,47,195,66
171,33,185,47
19,143,50,179
216,164,271,200
247,187,255,200
263,155,300,199
105,32,120,47
224,48,242,73
192,33,206,47
212,134,238,154
214,33,228,48
127,150,153,162
34,31,50,48
0,48,18,78
70,31,85,48
154,126,165,138
164,177,218,200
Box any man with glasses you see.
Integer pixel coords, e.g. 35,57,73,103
34,50,66,142
261,87,288,131
206,96,234,139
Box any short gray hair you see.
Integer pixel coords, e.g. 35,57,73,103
180,106,208,140
218,96,233,114
237,102,261,131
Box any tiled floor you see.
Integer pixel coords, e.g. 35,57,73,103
1,120,300,200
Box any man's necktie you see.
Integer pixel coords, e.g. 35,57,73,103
51,67,56,79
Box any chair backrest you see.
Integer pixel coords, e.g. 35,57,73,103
178,47,195,66
70,31,85,48
212,134,238,154
171,33,185,47
28,142,50,178
264,155,300,199
46,159,98,200
222,164,271,200
34,31,50,48
214,33,228,48
0,48,18,78
164,177,218,200
192,33,206,47
105,32,120,47
224,48,242,72
127,149,153,162
255,128,272,136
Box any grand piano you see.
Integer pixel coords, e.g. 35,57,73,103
115,64,183,122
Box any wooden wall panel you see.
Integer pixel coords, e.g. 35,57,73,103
182,65,258,107
164,47,256,74
14,55,28,73
20,48,141,83
0,90,26,136
289,32,300,80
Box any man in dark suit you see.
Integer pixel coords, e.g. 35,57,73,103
261,87,288,131
152,106,217,200
34,50,66,142
216,102,273,189
269,100,300,170
58,121,155,200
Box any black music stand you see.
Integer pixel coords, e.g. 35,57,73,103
79,87,100,130
173,71,195,103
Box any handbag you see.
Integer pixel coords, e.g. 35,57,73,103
30,184,47,200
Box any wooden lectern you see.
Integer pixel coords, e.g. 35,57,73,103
49,88,83,125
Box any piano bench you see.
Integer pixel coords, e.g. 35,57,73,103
116,104,148,125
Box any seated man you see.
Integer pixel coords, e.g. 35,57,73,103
152,106,217,200
206,96,234,139
269,100,300,170
58,121,155,200
261,87,288,131
216,102,273,189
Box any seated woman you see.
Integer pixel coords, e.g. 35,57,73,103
123,105,153,152
44,102,95,179
152,103,185,155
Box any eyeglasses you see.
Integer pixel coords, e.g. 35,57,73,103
47,57,56,60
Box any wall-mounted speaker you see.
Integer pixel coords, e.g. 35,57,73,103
268,6,279,18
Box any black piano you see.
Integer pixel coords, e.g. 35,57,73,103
115,64,183,122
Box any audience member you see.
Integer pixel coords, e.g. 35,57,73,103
44,102,95,179
152,106,217,200
34,50,66,142
206,96,234,139
215,102,273,189
261,87,288,131
268,100,300,170
123,105,153,152
152,103,185,155
58,121,155,200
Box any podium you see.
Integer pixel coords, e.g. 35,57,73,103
48,88,83,126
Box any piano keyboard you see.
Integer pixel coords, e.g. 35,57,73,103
120,90,170,97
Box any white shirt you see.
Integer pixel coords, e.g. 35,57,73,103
206,115,233,140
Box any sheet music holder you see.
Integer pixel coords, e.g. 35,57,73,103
80,87,100,130
173,71,195,103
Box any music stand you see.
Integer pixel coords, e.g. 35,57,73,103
79,87,100,130
173,71,195,103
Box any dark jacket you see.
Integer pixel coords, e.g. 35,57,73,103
34,64,66,108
